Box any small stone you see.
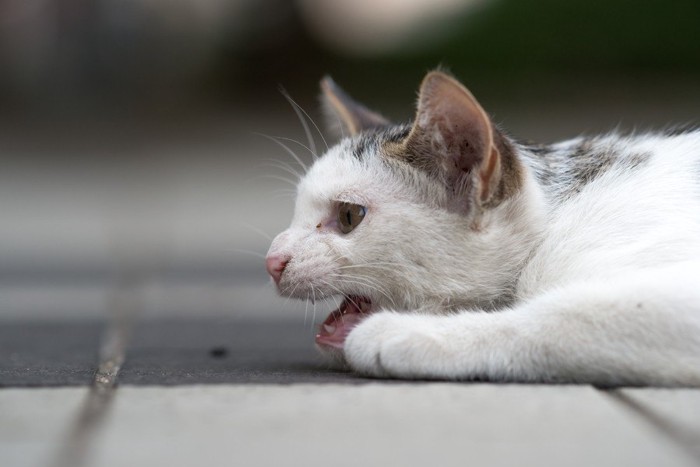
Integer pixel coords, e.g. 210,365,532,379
209,346,228,358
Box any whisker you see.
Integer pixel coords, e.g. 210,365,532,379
261,159,303,180
318,280,343,312
279,87,317,159
281,282,301,309
272,192,297,200
344,276,397,308
328,293,341,311
273,136,318,161
337,263,398,273
330,274,397,308
332,272,390,291
339,260,403,267
321,296,335,328
230,248,266,260
253,132,308,172
279,87,329,155
239,222,274,242
256,174,298,187
318,280,348,325
311,285,318,326
272,188,297,195
256,132,310,173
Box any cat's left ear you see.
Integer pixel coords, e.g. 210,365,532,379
403,71,518,211
320,76,390,138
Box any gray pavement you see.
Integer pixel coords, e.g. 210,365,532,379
2,314,700,467
3,384,700,467
118,319,361,385
0,319,363,387
0,321,102,387
3,82,700,467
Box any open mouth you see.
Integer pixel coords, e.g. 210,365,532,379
315,296,373,349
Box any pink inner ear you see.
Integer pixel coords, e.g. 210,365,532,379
445,117,489,175
409,72,494,186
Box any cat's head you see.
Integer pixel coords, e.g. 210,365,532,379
266,71,538,352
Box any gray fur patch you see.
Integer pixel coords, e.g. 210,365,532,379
570,140,616,185
350,123,659,210
349,124,411,161
522,137,652,201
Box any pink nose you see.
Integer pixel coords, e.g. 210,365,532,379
266,254,290,284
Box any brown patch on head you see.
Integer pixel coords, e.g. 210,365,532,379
382,132,438,175
482,129,523,209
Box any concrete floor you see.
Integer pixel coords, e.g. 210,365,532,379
2,313,700,467
3,78,700,467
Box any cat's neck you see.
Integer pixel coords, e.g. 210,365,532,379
472,162,548,307
414,160,548,312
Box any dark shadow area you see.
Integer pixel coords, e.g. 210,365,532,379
120,320,364,385
0,321,104,387
0,320,370,386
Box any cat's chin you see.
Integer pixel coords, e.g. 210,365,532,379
315,296,373,350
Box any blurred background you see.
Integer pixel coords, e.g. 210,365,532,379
2,0,700,323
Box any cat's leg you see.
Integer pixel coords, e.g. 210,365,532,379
344,263,700,385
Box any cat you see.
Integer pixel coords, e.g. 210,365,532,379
265,70,700,386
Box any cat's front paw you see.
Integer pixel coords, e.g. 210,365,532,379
344,311,450,379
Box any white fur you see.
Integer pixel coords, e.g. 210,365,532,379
268,132,700,386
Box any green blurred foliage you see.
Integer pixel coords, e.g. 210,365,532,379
276,0,700,115
3,0,699,115
436,0,700,71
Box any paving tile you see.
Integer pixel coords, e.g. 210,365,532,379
0,322,103,387
0,387,88,467
0,318,360,387
120,319,362,384
617,388,700,464
89,384,694,467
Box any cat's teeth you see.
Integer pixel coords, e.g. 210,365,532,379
323,324,336,334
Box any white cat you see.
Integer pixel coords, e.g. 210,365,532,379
265,70,700,386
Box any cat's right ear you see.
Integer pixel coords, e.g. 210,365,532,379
320,76,389,139
402,71,520,213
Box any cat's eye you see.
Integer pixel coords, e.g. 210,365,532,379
338,202,366,234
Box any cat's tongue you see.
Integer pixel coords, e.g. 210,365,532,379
315,296,371,349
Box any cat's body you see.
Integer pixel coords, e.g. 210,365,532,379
265,71,700,386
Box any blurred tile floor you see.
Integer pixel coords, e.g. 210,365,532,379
2,343,700,467
3,79,700,467
2,279,700,467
